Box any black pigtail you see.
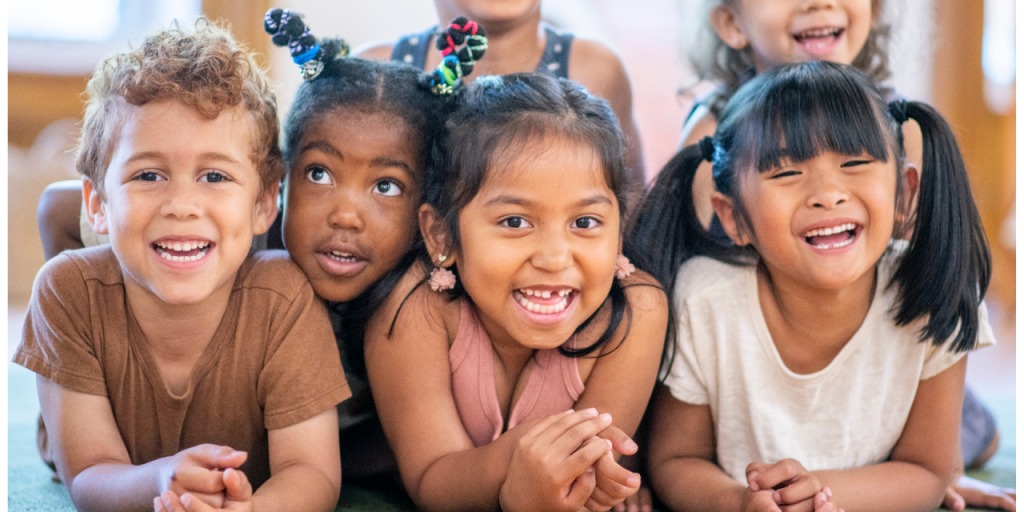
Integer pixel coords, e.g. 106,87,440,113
889,101,991,352
629,141,750,294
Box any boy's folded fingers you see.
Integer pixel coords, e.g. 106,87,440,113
223,468,253,502
169,466,227,496
777,497,816,512
567,467,598,510
190,444,247,469
538,408,602,445
565,437,612,478
585,485,623,512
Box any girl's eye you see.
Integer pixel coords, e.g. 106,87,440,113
770,170,800,179
137,171,162,182
573,217,600,229
373,179,402,197
841,159,873,168
200,171,228,183
306,166,332,185
500,216,532,229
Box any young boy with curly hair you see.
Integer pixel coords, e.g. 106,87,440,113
14,19,350,512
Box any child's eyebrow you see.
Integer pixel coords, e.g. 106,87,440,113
197,152,245,167
370,157,412,173
484,194,612,208
300,140,342,160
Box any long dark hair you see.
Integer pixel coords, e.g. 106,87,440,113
409,72,652,360
632,61,990,352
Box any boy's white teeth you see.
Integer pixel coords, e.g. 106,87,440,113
156,240,209,251
158,247,209,262
803,223,856,238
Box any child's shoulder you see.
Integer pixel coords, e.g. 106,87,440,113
567,37,631,101
675,256,751,303
238,249,314,300
38,245,123,292
367,260,460,343
619,268,668,312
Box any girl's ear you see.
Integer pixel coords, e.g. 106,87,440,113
82,177,109,235
710,191,751,246
419,204,455,266
904,163,920,207
710,4,749,50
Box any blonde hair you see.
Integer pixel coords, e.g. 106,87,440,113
76,18,283,193
689,0,892,116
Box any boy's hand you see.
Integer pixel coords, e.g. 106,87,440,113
944,474,1016,511
159,444,248,508
154,468,254,512
746,459,823,512
812,486,844,512
741,488,782,512
499,409,614,512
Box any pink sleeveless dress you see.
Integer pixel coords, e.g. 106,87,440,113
449,300,586,447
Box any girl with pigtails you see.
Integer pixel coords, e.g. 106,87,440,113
634,61,994,512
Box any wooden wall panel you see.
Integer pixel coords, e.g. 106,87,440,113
930,2,1016,309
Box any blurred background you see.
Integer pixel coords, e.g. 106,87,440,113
7,0,1016,473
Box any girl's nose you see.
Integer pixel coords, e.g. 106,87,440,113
807,176,849,209
327,194,366,232
530,229,573,273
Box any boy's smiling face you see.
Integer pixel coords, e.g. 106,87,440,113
85,100,277,307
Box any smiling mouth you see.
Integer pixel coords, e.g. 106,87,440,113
793,27,844,44
513,287,577,314
153,241,211,262
803,223,859,249
322,250,364,264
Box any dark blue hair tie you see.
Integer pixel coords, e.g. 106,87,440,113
889,100,909,124
698,136,716,163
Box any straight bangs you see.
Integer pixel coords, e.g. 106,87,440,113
724,62,897,176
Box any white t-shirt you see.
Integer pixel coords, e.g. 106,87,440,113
664,250,996,483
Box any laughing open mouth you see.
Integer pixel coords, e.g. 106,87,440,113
153,241,211,262
802,223,859,249
513,287,577,315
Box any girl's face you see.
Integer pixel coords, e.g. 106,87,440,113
453,136,620,350
283,108,421,302
715,0,874,72
435,0,541,26
716,150,896,291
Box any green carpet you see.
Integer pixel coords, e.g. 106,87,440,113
8,362,1015,511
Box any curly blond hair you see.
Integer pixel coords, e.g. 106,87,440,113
76,18,283,193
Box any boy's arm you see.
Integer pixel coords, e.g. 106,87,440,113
250,409,341,512
37,376,239,512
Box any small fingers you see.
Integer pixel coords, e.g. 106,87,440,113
157,491,186,512
597,425,639,456
567,467,599,510
745,462,771,491
192,444,247,470
775,474,821,505
223,468,253,503
548,411,614,455
593,451,641,500
565,436,613,479
629,486,652,512
169,466,227,496
751,459,805,492
944,485,967,511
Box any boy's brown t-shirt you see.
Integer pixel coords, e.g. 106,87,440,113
14,246,350,489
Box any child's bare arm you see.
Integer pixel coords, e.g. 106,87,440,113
37,376,242,511
37,180,86,260
569,39,645,189
247,409,341,512
801,358,964,512
648,386,756,512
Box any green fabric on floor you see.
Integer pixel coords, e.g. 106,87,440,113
9,362,1015,512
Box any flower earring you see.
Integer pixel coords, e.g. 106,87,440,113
429,254,457,292
615,254,635,279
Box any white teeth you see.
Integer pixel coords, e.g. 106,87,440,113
156,241,209,251
803,223,856,238
812,237,855,250
514,289,572,315
158,247,209,262
796,27,840,39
